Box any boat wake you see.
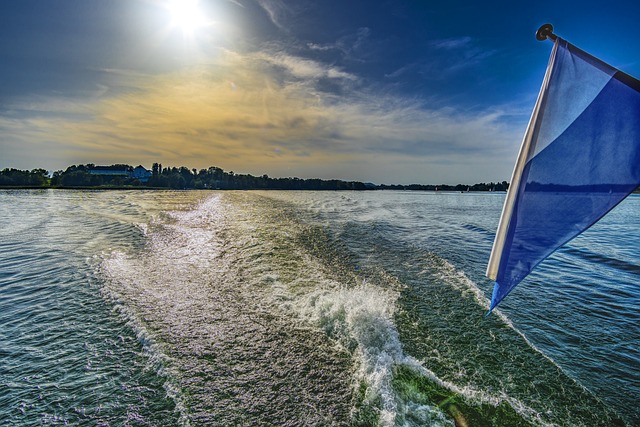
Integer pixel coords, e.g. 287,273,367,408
95,192,628,426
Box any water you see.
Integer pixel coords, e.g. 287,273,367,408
0,189,637,426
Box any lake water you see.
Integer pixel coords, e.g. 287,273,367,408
0,189,638,426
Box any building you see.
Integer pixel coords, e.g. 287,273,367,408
88,166,129,176
132,165,152,183
88,165,152,183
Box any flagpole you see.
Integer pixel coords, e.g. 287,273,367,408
536,24,557,42
485,27,560,287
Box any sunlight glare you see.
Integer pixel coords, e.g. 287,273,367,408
168,0,207,37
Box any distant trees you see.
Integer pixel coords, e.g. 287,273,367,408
0,163,511,192
376,181,509,192
144,165,369,190
48,164,140,187
0,168,50,186
0,163,371,190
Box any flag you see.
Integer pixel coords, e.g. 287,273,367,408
486,38,640,312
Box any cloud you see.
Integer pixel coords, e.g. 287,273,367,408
307,42,334,51
384,64,416,79
430,36,473,50
259,52,357,81
404,36,499,79
254,0,292,32
334,27,374,63
0,47,523,183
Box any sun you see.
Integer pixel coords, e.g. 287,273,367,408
167,0,207,37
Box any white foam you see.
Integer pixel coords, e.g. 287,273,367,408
399,401,455,427
429,257,492,312
294,281,453,426
93,195,233,424
289,257,562,426
297,283,399,424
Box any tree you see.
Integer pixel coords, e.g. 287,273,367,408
29,168,49,186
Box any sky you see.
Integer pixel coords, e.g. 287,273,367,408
1,0,639,184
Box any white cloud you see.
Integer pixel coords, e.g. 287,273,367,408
307,42,334,51
255,0,291,32
260,52,357,81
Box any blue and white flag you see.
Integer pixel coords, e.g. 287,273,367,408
486,38,640,311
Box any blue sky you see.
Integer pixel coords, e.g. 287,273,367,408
1,0,638,184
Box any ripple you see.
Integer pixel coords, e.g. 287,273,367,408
2,190,638,426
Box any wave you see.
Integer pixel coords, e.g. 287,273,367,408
461,223,495,240
0,192,179,426
561,246,640,274
294,283,444,426
93,191,631,426
97,250,192,427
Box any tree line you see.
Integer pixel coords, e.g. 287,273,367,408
0,168,50,187
0,164,369,190
145,163,369,190
377,181,509,192
0,163,510,192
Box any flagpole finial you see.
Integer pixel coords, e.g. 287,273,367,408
536,24,557,41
